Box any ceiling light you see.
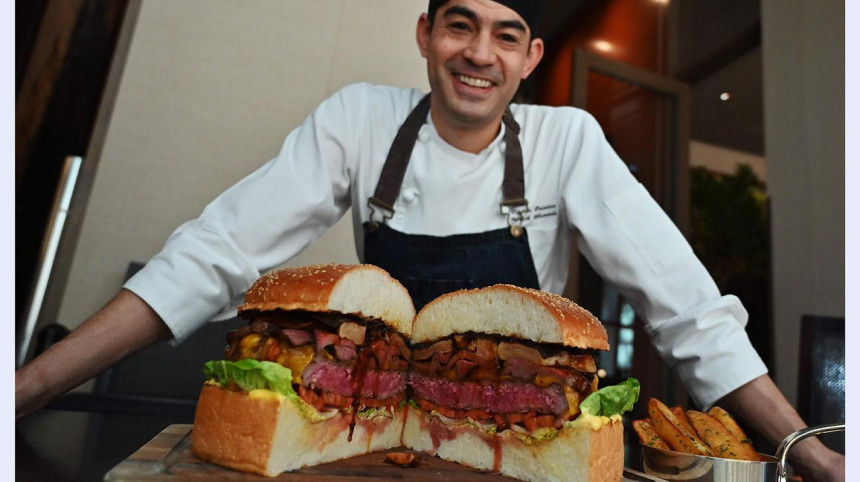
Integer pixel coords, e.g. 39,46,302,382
720,92,731,101
592,40,614,53
652,0,670,4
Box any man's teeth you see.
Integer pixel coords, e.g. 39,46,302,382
457,75,492,88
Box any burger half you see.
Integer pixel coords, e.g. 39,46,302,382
191,264,415,476
402,284,639,482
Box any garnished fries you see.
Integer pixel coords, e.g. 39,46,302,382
634,398,764,461
707,406,767,461
633,419,669,450
708,406,750,443
647,398,712,456
687,411,761,461
671,406,697,437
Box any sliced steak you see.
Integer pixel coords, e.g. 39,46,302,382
359,370,407,400
333,338,358,362
278,328,314,347
408,373,567,415
413,339,453,361
315,329,340,351
302,358,354,397
502,357,540,381
225,325,252,346
250,319,279,335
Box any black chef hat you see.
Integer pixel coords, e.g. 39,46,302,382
428,0,547,38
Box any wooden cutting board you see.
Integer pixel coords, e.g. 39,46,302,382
104,424,662,481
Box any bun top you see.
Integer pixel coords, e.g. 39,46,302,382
239,263,415,335
412,284,609,350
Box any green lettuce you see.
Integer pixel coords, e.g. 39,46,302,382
579,377,640,418
528,426,558,441
203,359,295,397
203,359,340,422
464,417,497,435
357,406,395,422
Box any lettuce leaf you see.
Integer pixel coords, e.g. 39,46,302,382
530,426,559,441
203,359,295,398
358,406,395,422
430,411,498,435
579,377,640,418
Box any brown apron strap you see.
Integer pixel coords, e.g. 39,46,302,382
501,107,526,208
368,93,528,223
368,94,431,213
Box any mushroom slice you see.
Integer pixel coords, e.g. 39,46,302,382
337,321,366,344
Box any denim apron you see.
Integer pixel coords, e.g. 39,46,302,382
363,94,540,310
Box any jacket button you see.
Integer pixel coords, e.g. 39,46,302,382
418,129,430,144
403,190,418,203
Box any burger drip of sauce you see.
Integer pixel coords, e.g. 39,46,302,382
409,333,598,432
348,324,410,441
224,311,410,441
419,413,502,472
490,436,502,473
347,331,370,441
423,414,458,453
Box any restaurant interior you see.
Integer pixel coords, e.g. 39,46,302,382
15,0,845,479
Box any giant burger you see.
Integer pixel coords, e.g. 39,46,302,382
191,263,415,476
402,284,639,482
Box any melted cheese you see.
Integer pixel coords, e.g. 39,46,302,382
564,386,581,416
568,412,622,431
238,333,263,359
276,345,314,384
248,388,286,402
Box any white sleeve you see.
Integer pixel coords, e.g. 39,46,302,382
563,113,768,408
124,85,364,343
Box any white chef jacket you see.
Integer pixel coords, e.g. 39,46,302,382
125,83,767,408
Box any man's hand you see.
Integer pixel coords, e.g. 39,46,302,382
16,289,172,419
717,375,844,482
793,446,844,482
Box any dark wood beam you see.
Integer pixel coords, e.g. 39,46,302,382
16,0,131,329
674,22,761,85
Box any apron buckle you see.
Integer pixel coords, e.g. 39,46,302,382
510,224,523,238
500,199,530,239
367,197,394,232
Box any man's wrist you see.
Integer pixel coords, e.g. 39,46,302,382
788,437,839,473
16,361,56,419
15,368,40,418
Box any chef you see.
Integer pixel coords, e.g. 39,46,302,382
16,1,843,480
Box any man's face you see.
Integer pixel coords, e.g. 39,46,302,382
417,0,544,132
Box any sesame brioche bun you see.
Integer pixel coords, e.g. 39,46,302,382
239,263,415,336
192,385,405,476
192,264,413,477
411,284,609,350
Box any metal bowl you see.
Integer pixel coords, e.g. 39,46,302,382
641,423,844,482
642,444,778,481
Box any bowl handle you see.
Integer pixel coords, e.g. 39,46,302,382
775,423,845,482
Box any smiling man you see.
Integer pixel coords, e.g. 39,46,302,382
16,1,844,480
418,0,543,152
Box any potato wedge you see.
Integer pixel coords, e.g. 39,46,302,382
706,407,767,461
687,410,760,461
647,398,712,456
633,419,670,450
708,407,749,443
671,406,698,438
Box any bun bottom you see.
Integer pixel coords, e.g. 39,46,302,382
402,405,624,482
191,385,405,476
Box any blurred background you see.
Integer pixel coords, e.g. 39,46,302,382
16,0,844,478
